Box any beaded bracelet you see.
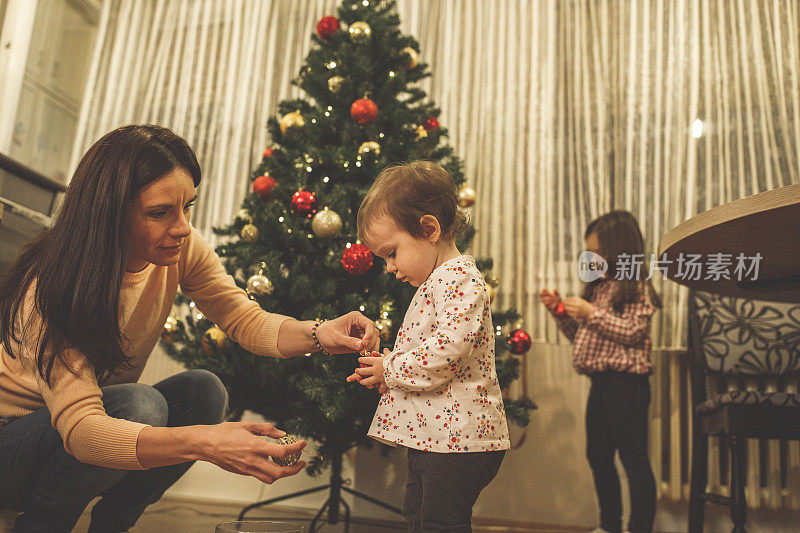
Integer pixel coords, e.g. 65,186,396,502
311,320,331,356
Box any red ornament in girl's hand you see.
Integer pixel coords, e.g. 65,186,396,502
290,190,317,216
341,243,374,275
262,147,273,158
554,302,567,318
350,98,378,125
252,175,277,200
316,16,340,40
507,329,532,354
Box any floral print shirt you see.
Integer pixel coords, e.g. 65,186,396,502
368,255,510,453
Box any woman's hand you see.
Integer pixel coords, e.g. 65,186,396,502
539,289,562,312
198,422,307,484
563,297,595,320
316,311,379,354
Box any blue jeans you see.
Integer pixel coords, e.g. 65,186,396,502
0,369,228,533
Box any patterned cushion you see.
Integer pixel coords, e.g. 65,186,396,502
696,390,800,416
693,291,800,376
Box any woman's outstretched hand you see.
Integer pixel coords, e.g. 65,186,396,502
199,421,306,484
316,311,380,354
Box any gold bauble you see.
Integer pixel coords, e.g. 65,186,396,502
457,186,477,208
328,75,344,93
202,326,228,355
161,315,180,343
241,223,259,242
280,111,305,134
357,141,380,156
375,317,393,342
271,435,302,466
414,125,427,140
400,46,419,70
348,21,371,44
246,273,274,296
311,207,343,238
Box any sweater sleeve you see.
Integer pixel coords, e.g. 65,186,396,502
179,228,293,357
584,293,656,346
383,269,489,393
35,350,148,469
15,285,147,469
555,314,579,342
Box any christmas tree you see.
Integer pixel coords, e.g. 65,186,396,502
163,0,535,476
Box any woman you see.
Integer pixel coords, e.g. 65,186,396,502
0,125,379,533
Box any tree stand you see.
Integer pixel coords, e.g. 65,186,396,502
237,454,402,532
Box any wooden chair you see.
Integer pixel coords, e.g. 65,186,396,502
0,510,20,533
687,290,800,532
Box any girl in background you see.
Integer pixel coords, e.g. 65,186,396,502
541,210,661,533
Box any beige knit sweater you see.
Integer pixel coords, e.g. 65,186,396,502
0,228,291,469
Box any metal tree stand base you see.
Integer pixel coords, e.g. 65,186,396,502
237,454,402,532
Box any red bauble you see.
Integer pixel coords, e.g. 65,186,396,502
507,329,532,354
290,190,317,216
252,175,277,200
341,243,374,275
262,147,274,158
350,98,378,125
423,116,440,131
316,16,340,40
554,302,567,319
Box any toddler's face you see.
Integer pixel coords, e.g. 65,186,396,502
365,216,438,287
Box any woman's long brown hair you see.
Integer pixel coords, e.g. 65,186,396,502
581,210,662,313
0,125,201,385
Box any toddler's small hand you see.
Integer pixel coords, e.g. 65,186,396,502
347,351,385,389
354,353,387,389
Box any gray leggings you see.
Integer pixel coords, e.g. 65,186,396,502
404,447,505,532
0,369,228,533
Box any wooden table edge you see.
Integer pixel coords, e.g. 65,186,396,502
657,183,800,257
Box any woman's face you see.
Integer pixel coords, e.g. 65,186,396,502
127,167,196,272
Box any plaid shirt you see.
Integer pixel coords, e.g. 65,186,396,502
555,280,655,375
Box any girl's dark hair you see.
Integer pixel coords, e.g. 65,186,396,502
357,161,467,243
581,210,663,313
0,125,201,385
